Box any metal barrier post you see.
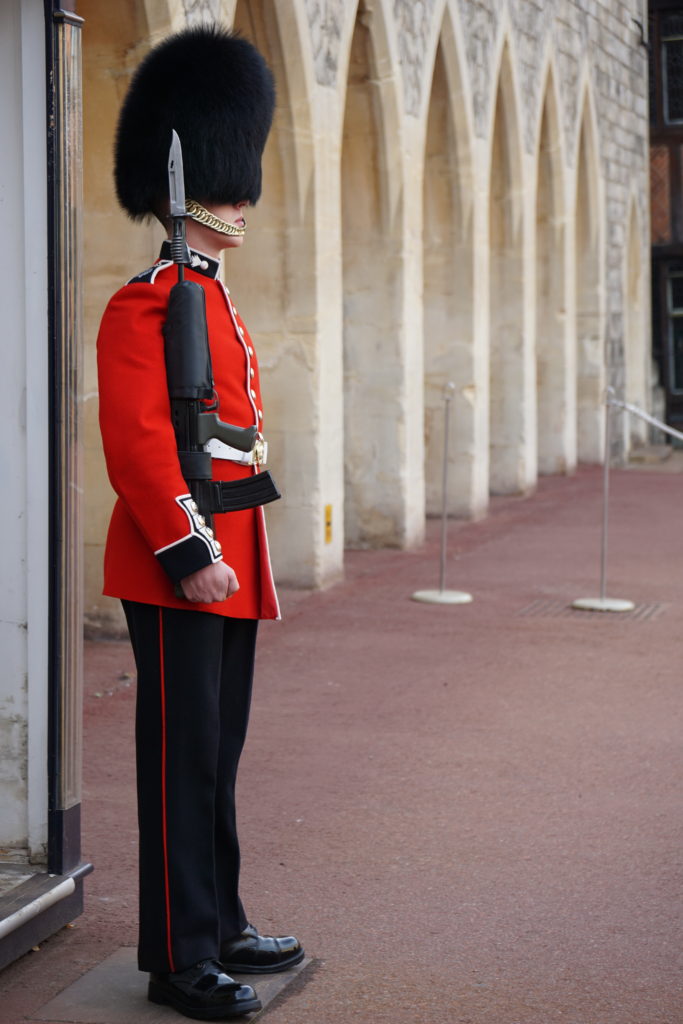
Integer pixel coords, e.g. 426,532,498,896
412,382,473,606
572,388,634,613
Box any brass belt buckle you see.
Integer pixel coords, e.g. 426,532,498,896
252,435,265,467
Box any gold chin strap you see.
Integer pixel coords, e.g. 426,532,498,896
186,199,246,237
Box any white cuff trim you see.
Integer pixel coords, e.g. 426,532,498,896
154,494,222,563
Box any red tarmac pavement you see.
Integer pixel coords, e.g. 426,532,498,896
1,465,682,1024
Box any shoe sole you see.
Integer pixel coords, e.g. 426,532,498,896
148,982,262,1020
220,948,305,975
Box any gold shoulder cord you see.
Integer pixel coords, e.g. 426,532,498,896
186,199,246,237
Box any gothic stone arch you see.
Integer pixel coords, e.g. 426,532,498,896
422,9,475,516
488,41,528,494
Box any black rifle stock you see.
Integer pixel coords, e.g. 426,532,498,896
163,279,278,529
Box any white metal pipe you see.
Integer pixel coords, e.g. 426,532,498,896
0,876,75,940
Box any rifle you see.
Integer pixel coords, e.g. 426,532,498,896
163,130,280,534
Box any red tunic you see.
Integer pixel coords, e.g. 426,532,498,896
97,247,279,619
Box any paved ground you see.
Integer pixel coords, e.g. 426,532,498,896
1,464,682,1024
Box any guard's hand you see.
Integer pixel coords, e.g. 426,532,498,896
180,561,239,604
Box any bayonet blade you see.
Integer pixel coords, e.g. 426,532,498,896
168,129,187,218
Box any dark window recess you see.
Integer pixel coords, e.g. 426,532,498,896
663,13,683,36
663,23,683,122
666,268,683,391
668,269,683,308
653,265,663,373
649,15,658,129
670,318,683,389
650,7,683,431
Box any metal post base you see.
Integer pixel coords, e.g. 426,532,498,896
571,597,635,613
411,589,473,605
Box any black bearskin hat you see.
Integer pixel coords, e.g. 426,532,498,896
114,25,275,219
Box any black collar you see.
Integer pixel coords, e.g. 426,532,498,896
159,241,220,280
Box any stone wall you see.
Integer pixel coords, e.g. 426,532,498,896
80,0,651,633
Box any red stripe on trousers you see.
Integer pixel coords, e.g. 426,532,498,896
158,608,175,972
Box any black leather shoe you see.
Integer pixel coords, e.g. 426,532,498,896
220,923,304,974
148,958,261,1019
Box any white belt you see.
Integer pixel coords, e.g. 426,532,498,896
205,437,268,466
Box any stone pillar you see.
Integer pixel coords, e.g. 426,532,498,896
341,5,415,549
576,107,606,463
536,81,573,475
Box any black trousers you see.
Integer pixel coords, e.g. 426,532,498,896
122,601,258,974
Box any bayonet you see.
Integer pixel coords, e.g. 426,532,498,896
167,129,191,269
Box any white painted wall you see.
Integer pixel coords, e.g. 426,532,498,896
0,0,49,865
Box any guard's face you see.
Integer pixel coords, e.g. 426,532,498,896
183,199,250,257
207,201,249,248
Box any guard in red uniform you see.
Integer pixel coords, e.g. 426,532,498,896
97,26,303,1019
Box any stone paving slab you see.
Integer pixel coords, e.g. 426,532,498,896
30,948,312,1023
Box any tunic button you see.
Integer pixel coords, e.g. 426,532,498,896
215,541,222,553
239,326,244,336
197,515,206,527
206,527,214,539
258,409,263,420
250,367,255,378
190,501,198,513
250,388,256,398
248,347,254,356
